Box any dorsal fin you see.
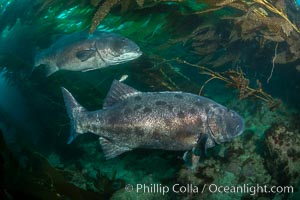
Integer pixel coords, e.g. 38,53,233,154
103,80,140,108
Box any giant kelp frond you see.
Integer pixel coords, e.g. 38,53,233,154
89,0,185,33
192,0,300,64
253,0,300,33
149,56,280,110
89,0,119,33
175,59,280,111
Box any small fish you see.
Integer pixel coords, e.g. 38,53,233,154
61,81,244,166
119,74,128,82
34,31,142,76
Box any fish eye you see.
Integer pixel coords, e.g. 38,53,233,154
230,111,235,118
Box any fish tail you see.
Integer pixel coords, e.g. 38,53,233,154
30,53,42,76
34,51,45,69
61,87,87,144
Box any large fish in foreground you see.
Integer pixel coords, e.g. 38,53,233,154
34,31,142,76
61,81,244,166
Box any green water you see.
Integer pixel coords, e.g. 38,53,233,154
0,0,300,199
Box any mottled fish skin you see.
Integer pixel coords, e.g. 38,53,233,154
34,31,142,76
86,92,208,151
61,80,244,160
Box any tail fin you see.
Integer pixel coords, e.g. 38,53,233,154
31,53,42,76
61,87,87,144
34,52,43,67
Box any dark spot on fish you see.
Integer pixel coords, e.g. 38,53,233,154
174,94,183,99
177,111,185,118
167,105,174,111
143,107,152,113
109,126,128,135
134,104,142,111
205,108,210,113
189,108,197,114
91,125,98,133
212,104,218,108
123,107,132,114
152,129,162,139
86,124,97,133
174,129,195,143
155,101,167,106
108,115,120,124
134,96,142,101
194,101,204,107
164,118,172,127
134,127,144,135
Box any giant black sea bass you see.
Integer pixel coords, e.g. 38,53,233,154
34,31,142,76
61,80,244,166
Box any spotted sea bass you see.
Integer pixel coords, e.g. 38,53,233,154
34,31,142,76
61,81,244,166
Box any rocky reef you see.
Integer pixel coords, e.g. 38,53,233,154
178,130,272,200
176,116,300,200
264,122,300,188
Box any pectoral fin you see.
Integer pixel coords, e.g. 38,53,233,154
183,150,200,170
205,134,215,150
76,49,96,62
198,134,208,157
183,134,209,170
99,137,131,159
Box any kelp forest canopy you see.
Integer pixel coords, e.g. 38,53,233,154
0,0,300,110
16,0,299,64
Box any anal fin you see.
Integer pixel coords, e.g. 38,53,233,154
99,137,131,159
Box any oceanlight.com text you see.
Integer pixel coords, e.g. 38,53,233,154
124,183,294,196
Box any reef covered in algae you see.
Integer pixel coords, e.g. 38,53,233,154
0,0,300,199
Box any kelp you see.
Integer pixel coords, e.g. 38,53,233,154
188,59,281,110
89,0,119,33
193,0,300,64
89,0,185,33
3,0,299,66
154,58,281,110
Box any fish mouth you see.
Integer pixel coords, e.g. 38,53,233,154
125,51,143,60
135,49,143,56
235,119,245,136
109,51,142,65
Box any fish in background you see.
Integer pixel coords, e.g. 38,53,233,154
61,80,244,168
34,31,142,76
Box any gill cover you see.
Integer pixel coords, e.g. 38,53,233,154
207,106,225,144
